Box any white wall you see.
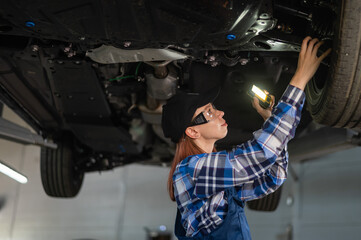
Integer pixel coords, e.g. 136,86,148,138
0,142,176,240
246,147,361,240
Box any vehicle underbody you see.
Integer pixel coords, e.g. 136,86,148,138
1,0,360,199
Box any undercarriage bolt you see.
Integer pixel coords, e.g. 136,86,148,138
31,45,39,52
239,59,249,65
67,52,75,58
25,21,35,27
211,62,219,67
226,34,236,40
124,42,131,47
260,13,269,19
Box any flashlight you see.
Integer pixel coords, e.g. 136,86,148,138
247,85,272,109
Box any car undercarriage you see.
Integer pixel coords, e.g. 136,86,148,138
0,0,360,200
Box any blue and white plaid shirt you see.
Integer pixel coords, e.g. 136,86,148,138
173,85,305,237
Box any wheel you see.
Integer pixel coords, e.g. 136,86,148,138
246,186,282,212
40,137,84,198
306,0,361,129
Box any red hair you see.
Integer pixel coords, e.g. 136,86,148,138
168,135,216,201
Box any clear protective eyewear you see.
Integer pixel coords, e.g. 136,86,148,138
189,103,218,126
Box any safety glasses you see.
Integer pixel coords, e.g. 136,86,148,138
189,104,218,126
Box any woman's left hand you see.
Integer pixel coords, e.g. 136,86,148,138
252,91,275,121
290,37,332,90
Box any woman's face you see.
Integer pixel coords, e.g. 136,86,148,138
190,103,228,141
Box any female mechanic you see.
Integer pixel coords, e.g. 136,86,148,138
161,37,331,240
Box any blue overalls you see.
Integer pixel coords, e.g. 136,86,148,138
175,187,252,240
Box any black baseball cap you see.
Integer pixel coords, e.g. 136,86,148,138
161,87,220,143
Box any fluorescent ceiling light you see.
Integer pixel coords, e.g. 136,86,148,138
0,161,28,184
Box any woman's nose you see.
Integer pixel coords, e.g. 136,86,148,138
217,110,224,118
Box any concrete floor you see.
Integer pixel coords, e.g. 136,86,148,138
0,106,360,240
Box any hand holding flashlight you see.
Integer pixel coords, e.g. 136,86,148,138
248,85,273,109
249,85,275,121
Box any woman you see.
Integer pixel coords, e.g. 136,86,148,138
161,37,331,240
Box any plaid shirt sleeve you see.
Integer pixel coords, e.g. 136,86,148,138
190,85,305,199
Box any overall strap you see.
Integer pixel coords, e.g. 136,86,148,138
174,187,250,240
174,209,187,237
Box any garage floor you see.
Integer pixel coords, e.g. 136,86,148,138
0,106,360,240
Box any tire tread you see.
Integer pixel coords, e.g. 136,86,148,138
40,137,84,198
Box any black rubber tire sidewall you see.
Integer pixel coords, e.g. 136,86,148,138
40,138,84,198
306,0,361,129
246,186,282,212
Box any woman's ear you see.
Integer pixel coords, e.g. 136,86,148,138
185,127,200,139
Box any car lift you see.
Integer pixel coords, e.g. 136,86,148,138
0,103,57,149
288,122,361,163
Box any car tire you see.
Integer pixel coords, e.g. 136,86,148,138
246,186,282,212
306,0,361,129
40,137,84,198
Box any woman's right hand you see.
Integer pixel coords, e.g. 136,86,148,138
290,36,332,90
252,91,275,121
